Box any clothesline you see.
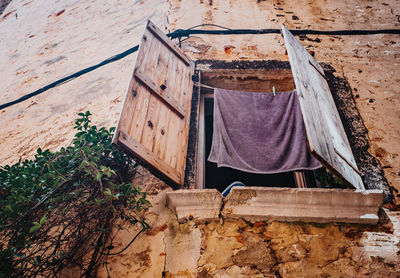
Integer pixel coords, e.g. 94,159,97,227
197,82,216,90
197,82,279,96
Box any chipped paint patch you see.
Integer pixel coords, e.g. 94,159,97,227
360,214,378,219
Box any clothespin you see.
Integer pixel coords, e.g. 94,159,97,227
272,86,276,96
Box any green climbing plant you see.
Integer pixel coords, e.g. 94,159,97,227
314,167,346,188
0,111,151,277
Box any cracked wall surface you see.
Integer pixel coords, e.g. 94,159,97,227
195,218,400,277
166,0,400,202
97,170,400,277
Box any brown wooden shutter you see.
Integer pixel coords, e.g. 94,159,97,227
113,20,194,186
281,25,365,190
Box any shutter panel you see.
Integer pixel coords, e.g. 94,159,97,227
113,21,194,186
281,25,365,190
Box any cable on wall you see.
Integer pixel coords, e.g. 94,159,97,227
1,25,400,111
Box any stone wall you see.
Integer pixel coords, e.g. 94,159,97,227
195,219,399,277
96,170,400,277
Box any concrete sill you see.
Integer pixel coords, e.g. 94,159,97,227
166,187,384,224
166,189,223,222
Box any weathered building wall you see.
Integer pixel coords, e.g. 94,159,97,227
167,0,400,202
96,176,400,278
1,0,400,277
0,0,169,165
1,0,399,201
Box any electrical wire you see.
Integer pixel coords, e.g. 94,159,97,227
169,27,400,38
186,23,233,30
0,45,139,110
1,25,400,110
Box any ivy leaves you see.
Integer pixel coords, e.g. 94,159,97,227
0,112,150,277
29,217,47,233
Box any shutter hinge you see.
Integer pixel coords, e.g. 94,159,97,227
191,74,199,82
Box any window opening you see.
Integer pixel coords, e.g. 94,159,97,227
115,22,375,194
196,69,320,191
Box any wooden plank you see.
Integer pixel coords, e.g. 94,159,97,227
153,52,177,160
147,20,191,66
283,30,332,163
134,70,186,118
310,67,364,189
170,54,195,173
127,35,158,141
138,37,165,152
112,28,153,144
114,20,194,187
294,172,307,188
118,131,182,184
282,25,365,190
161,56,182,167
177,63,195,173
141,40,172,154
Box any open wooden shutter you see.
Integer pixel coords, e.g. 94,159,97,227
281,25,365,190
113,20,194,186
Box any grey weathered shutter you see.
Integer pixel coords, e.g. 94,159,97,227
113,20,194,186
281,25,365,190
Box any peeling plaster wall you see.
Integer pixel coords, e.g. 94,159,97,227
167,0,400,202
1,0,400,277
195,219,400,277
0,0,169,166
1,0,399,200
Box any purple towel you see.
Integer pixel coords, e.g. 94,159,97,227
208,88,321,174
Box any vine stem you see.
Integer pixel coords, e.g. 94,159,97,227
5,180,69,228
99,228,144,256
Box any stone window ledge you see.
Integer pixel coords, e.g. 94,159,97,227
166,187,384,224
166,189,223,221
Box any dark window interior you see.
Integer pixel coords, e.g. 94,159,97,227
194,65,340,193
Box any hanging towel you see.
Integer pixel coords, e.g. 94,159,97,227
208,88,321,174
